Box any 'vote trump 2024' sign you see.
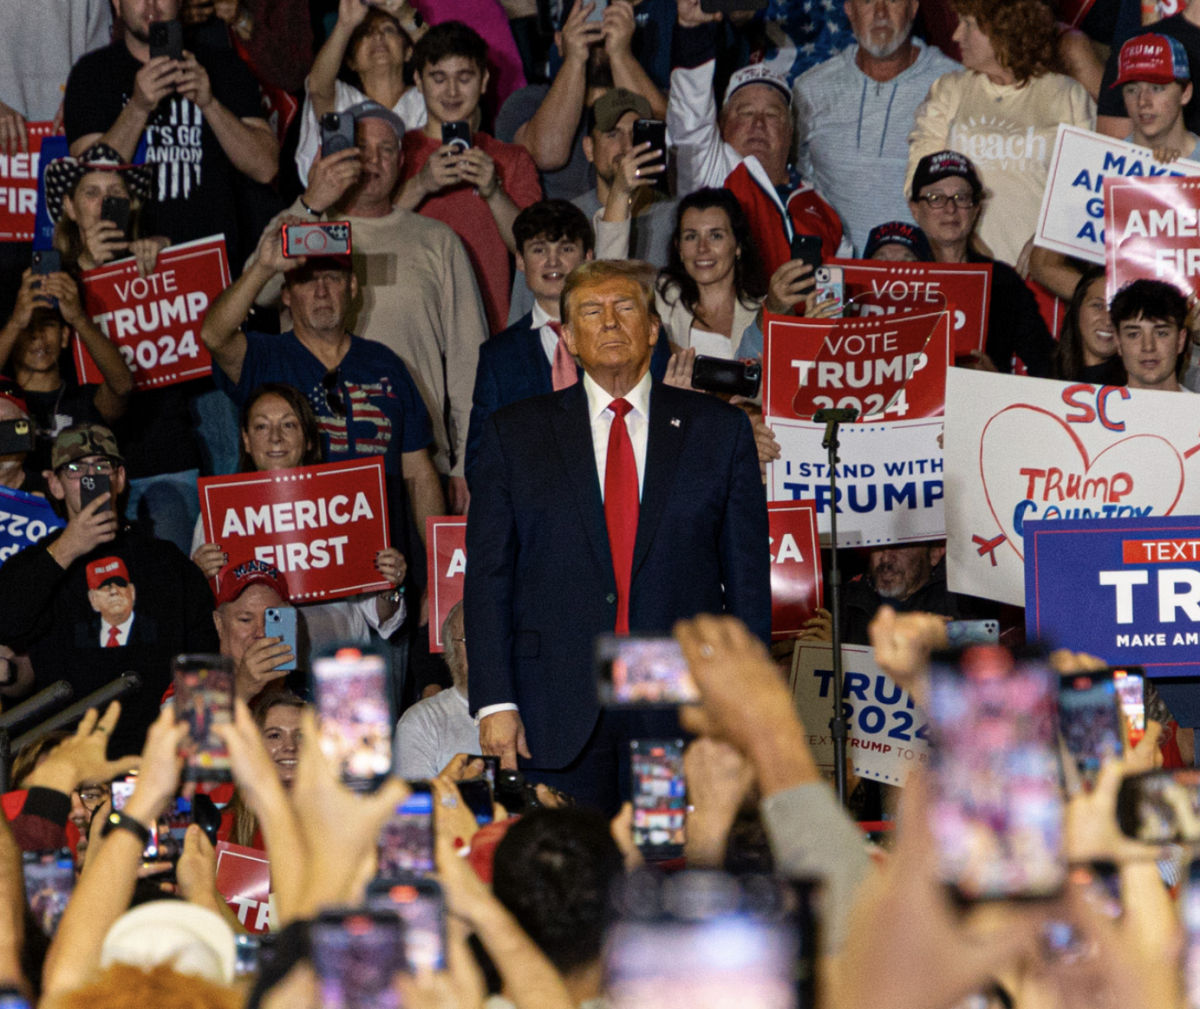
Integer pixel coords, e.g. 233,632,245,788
1025,515,1200,677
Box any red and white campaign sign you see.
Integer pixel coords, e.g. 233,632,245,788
73,235,229,390
833,258,991,358
763,308,950,424
1104,176,1200,301
427,517,466,653
768,502,822,640
0,122,55,241
215,842,273,934
200,458,391,602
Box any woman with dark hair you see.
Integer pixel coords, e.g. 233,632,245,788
1052,266,1123,384
907,0,1094,267
296,0,428,185
191,383,407,657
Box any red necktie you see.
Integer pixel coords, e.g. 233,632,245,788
105,625,121,648
548,321,577,391
604,398,639,634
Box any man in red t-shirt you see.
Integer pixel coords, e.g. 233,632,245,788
397,21,543,334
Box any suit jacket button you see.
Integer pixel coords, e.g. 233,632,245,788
606,593,616,604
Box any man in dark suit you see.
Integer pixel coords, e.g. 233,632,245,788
465,260,770,811
465,201,673,488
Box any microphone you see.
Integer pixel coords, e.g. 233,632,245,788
12,673,142,752
812,407,858,450
0,681,73,734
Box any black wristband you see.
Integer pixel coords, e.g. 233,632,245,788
101,810,151,846
299,196,320,217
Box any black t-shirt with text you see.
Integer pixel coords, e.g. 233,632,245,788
64,41,265,258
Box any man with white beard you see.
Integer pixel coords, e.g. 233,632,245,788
793,0,960,255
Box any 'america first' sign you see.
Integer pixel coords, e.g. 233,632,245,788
1025,516,1200,677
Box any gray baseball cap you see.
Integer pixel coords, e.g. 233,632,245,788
345,100,406,141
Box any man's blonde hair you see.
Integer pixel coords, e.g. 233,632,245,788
560,259,658,328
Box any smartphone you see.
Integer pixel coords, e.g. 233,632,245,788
465,754,500,790
441,121,471,151
281,221,352,259
604,871,817,1009
234,934,260,978
110,774,137,813
310,910,406,1009
148,19,184,61
1117,768,1200,843
100,195,131,236
377,782,434,878
586,0,609,22
22,849,74,936
691,356,761,398
1185,861,1200,1008
314,646,394,792
457,777,494,826
0,419,35,456
264,607,298,671
945,619,1000,647
813,265,844,317
630,739,686,861
1059,671,1122,792
320,112,356,157
172,655,234,782
367,878,448,973
790,233,822,272
78,472,111,512
596,634,701,707
147,795,193,862
631,119,669,195
928,645,1065,902
1113,667,1145,746
31,249,61,276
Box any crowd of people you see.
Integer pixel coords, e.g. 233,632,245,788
1,0,1200,1004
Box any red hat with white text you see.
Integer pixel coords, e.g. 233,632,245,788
1113,33,1191,87
214,559,290,607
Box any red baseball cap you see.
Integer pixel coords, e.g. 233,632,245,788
0,377,28,417
1113,33,1191,87
214,559,290,607
86,556,130,590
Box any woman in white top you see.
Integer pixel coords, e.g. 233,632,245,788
296,0,428,185
191,383,408,659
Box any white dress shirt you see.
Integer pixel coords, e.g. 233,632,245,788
476,367,654,724
532,301,560,367
99,613,135,647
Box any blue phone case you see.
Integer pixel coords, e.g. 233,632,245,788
265,607,298,671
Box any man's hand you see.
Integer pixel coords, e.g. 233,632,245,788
602,0,637,54
447,477,471,515
765,260,816,315
457,147,499,199
24,702,141,795
796,606,832,642
0,101,27,156
37,273,88,329
479,710,530,771
560,0,604,66
663,346,696,389
682,737,754,867
752,418,779,475
131,56,182,114
176,53,214,110
676,0,722,26
437,753,488,783
252,215,306,276
235,635,293,701
416,144,467,198
51,493,119,568
9,270,49,330
304,147,362,214
174,823,224,914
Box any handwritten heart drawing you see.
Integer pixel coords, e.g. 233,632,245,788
979,404,1185,562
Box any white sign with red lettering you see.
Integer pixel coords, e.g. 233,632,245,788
0,122,55,241
73,235,229,389
427,517,466,653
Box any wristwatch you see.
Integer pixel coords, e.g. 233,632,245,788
101,810,151,846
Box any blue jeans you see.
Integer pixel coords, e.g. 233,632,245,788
125,469,200,554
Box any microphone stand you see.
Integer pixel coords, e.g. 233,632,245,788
0,681,74,793
12,673,142,755
813,407,858,808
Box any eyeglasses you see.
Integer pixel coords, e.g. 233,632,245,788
322,371,345,418
917,192,979,210
60,459,115,477
74,785,108,811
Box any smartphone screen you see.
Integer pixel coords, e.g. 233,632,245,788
110,774,137,813
596,635,700,706
172,655,234,782
23,849,74,936
368,880,447,972
377,785,434,877
314,647,393,792
1117,769,1200,843
929,645,1065,901
457,778,494,825
311,911,405,1009
630,739,686,859
1059,671,1122,791
149,795,193,862
1113,667,1145,746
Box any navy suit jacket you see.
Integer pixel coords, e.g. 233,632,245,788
465,312,672,488
464,378,771,770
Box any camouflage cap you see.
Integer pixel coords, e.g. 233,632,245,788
51,423,124,471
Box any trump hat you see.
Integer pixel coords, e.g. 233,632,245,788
910,150,983,200
1113,33,1191,87
87,557,130,591
214,559,290,608
723,63,792,107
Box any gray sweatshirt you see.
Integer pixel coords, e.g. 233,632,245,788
794,40,961,256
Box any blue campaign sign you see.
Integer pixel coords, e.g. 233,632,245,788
0,486,64,565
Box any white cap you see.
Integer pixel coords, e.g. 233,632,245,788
723,63,792,106
100,901,237,984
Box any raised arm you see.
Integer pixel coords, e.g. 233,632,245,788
603,1,666,119
308,0,371,119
